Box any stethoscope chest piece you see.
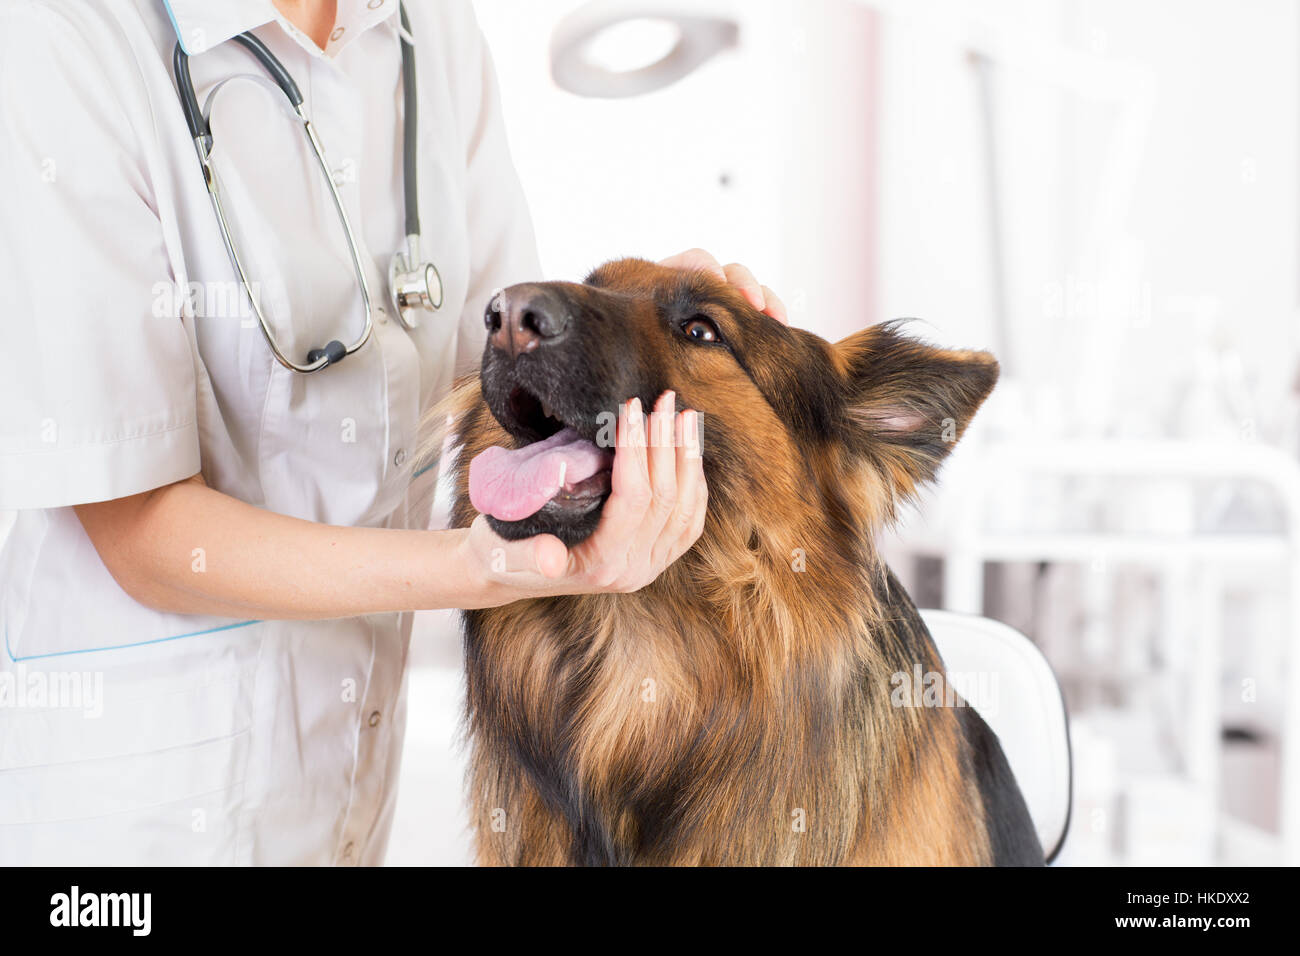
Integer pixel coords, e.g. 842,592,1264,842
389,234,443,331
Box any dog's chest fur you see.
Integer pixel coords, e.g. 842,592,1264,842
463,557,992,866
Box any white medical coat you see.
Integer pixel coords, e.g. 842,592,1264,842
0,0,539,864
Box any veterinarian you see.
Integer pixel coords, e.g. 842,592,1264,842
0,0,786,866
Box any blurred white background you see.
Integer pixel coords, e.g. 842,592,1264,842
389,0,1300,866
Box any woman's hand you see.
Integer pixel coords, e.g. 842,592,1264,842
460,391,706,603
658,248,789,325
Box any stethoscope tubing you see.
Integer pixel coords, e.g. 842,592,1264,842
169,5,431,372
398,3,421,240
174,32,303,148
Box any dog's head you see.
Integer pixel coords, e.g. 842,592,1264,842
463,257,998,548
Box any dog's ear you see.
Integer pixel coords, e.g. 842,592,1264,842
834,321,999,495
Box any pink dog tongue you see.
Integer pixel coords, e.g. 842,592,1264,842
469,427,613,521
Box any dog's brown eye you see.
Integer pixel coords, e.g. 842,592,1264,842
681,316,721,343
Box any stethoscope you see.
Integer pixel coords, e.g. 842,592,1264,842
168,2,442,372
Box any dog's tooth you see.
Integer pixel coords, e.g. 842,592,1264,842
542,400,555,419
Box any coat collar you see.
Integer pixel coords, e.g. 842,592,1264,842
161,0,398,57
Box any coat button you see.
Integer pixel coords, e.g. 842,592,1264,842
393,449,406,467
341,841,356,863
368,710,382,727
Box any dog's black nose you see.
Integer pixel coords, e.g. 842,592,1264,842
485,284,570,358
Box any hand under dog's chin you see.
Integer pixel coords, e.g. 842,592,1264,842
485,498,606,547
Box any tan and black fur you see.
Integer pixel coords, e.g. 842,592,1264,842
433,258,1041,866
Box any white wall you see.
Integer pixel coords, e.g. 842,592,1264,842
474,0,1300,442
875,0,1299,444
472,0,881,341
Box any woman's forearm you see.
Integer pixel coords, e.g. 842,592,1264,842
74,474,488,619
73,395,707,618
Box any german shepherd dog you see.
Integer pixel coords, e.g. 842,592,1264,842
436,257,1042,866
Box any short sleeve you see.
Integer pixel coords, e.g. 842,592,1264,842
451,15,543,378
0,3,200,511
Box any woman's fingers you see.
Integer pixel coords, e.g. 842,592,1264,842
722,262,765,312
643,394,685,569
578,397,648,587
576,393,704,592
759,284,789,324
465,515,569,586
661,408,705,565
602,393,680,591
531,533,570,579
658,247,726,280
645,391,680,526
660,250,790,325
680,410,707,543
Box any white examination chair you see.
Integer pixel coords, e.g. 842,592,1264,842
921,609,1072,862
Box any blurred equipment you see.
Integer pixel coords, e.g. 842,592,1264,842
938,438,1300,865
550,1,739,98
